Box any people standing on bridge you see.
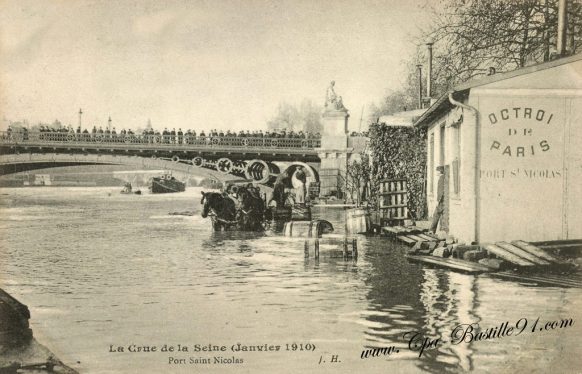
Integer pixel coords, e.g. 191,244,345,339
143,128,150,143
170,128,176,144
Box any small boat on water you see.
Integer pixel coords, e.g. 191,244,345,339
150,173,185,194
121,182,142,195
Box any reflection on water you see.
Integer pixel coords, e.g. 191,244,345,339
0,187,581,373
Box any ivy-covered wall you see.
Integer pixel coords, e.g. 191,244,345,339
368,123,428,220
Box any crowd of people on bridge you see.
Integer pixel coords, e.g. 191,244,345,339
3,124,322,145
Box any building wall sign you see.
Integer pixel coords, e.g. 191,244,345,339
477,96,566,241
487,107,553,158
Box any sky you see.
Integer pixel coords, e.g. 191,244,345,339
0,0,431,132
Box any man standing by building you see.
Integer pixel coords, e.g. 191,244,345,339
431,166,445,233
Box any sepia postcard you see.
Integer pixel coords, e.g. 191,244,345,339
1,1,581,373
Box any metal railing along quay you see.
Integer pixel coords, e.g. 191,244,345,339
0,131,322,151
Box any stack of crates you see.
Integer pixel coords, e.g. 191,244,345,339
379,178,408,225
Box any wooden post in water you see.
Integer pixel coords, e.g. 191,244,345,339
314,239,320,259
343,238,348,258
352,238,358,259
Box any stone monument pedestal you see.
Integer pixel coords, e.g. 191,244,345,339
321,109,349,150
317,108,350,198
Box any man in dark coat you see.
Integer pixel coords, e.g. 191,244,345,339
268,170,291,208
430,166,445,233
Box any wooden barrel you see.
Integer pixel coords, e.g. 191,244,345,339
345,208,371,234
284,220,334,238
304,238,358,259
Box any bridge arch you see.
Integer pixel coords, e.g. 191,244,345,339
283,162,319,188
0,153,233,182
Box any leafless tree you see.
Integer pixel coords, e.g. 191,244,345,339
373,0,582,117
423,0,582,89
266,99,323,133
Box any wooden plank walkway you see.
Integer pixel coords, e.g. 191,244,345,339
407,234,429,243
496,242,551,265
531,239,582,247
406,255,492,274
417,233,437,242
512,240,564,263
382,225,439,246
382,224,567,272
397,236,417,244
482,243,536,267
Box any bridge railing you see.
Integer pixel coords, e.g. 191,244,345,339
0,131,321,150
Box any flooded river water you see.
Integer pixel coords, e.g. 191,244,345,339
1,187,581,373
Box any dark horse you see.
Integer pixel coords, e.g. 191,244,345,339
236,186,265,232
201,192,237,231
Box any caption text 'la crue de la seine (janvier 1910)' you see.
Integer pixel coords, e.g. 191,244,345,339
106,316,574,366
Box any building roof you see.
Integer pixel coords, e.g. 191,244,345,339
414,52,582,128
378,108,426,127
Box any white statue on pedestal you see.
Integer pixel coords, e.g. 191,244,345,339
325,81,346,111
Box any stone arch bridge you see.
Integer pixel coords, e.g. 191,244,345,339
0,132,322,188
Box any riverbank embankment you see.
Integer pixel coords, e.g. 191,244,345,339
0,288,78,373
